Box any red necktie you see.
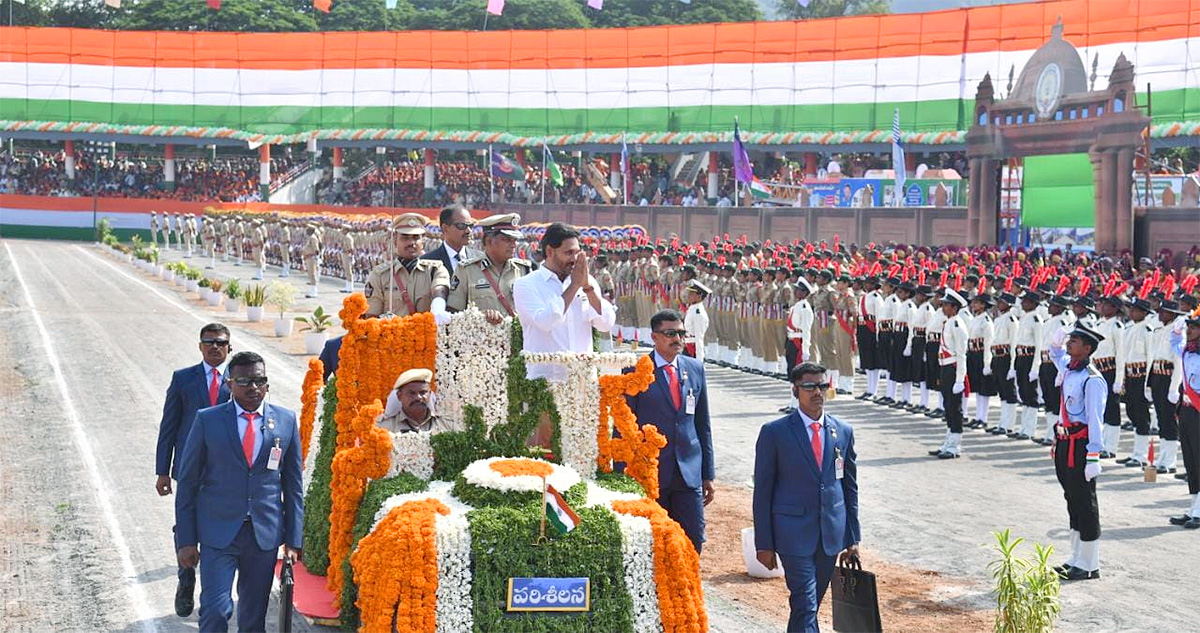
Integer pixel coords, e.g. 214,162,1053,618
810,422,823,465
664,364,682,410
208,368,220,406
242,412,258,466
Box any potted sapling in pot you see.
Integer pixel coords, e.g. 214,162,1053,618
265,280,297,337
206,279,224,307
243,283,266,322
296,305,333,354
223,278,242,313
198,277,212,301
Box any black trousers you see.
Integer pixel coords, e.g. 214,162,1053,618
924,341,941,390
1055,434,1101,541
992,354,1016,403
910,335,927,383
1180,405,1200,495
1151,372,1178,440
891,327,911,382
785,338,801,375
1015,355,1039,407
877,331,893,375
1039,362,1061,415
1123,376,1152,435
940,365,963,433
1100,369,1120,427
967,350,997,396
856,325,879,370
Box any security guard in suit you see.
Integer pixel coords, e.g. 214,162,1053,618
448,213,533,324
363,213,451,321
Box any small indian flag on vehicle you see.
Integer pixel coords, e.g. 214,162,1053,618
749,177,771,200
543,482,580,536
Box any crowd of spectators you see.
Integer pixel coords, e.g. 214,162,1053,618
0,149,303,202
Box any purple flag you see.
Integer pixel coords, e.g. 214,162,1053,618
491,151,525,181
486,0,504,16
732,121,753,185
588,0,604,9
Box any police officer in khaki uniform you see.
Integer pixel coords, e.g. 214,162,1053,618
448,213,533,325
364,213,451,321
301,223,322,298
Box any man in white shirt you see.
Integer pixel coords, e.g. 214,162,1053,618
513,223,617,382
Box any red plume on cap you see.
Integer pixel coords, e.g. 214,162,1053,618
870,261,883,276
1013,260,1023,278
724,233,730,242
792,238,800,246
954,271,963,291
1078,276,1092,297
918,270,926,285
1159,274,1176,298
718,255,727,266
1182,273,1199,294
868,242,876,250
677,255,685,267
1113,281,1131,297
785,259,794,270
833,261,841,277
1004,276,1014,293
1055,275,1071,297
939,270,949,288
1138,275,1155,299
833,234,840,252
902,266,911,282
887,263,902,277
805,243,816,255
978,264,987,277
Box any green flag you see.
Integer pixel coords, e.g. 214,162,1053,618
544,146,564,187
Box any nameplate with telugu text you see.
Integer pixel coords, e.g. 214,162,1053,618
505,577,590,612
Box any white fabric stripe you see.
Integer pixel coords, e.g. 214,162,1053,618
0,208,147,229
1,37,1192,111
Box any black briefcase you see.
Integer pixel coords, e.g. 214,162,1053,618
831,556,883,633
279,558,295,633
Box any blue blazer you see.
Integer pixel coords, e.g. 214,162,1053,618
624,354,715,489
753,411,860,557
175,401,304,552
156,363,231,479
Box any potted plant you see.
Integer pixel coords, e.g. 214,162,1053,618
223,278,243,313
198,277,212,301
295,305,333,354
174,263,188,287
206,279,224,307
243,283,267,322
185,267,203,292
265,280,298,337
161,260,175,282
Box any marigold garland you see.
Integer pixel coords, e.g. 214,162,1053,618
299,357,324,462
612,498,708,633
351,498,449,633
598,355,666,499
326,400,394,605
488,458,555,479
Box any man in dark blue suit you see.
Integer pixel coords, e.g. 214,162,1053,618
421,204,478,275
625,309,715,553
754,362,861,633
175,351,304,633
155,322,232,617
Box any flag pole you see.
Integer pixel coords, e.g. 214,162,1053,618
541,145,547,205
488,144,495,205
538,476,548,545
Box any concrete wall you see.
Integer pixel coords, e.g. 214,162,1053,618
1135,207,1200,267
498,203,972,247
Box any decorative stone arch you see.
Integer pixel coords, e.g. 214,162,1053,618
965,19,1150,253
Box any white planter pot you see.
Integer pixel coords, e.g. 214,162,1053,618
224,298,241,313
274,318,294,337
162,270,173,282
175,276,187,287
186,280,199,292
198,288,210,301
155,265,164,276
246,306,264,322
304,331,329,355
207,293,223,307
126,253,134,263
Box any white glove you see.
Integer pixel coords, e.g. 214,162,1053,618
903,346,912,357
952,381,965,394
1029,370,1040,382
430,297,451,326
1168,390,1180,405
1007,369,1017,380
1175,318,1188,335
1145,388,1154,403
984,366,993,376
1051,326,1068,349
1112,381,1123,395
1084,462,1101,481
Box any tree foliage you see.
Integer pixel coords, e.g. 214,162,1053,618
774,0,888,21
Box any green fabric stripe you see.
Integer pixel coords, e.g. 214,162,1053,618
0,225,150,242
545,502,573,534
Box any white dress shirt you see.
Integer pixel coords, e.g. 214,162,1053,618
513,266,618,381
798,408,826,444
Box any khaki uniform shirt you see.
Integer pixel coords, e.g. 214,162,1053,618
377,412,461,434
447,255,533,315
364,257,450,317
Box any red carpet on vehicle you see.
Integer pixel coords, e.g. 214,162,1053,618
275,560,340,621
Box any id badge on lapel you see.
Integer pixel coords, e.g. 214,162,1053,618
685,390,696,415
267,438,282,471
835,456,845,479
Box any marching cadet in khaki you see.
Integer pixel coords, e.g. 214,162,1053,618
594,254,616,303
755,269,776,373
162,213,175,250
772,269,793,375
278,222,292,277
364,213,451,322
181,214,197,257
448,214,533,325
216,215,229,262
613,251,633,342
733,268,751,369
302,223,322,298
230,216,244,265
172,213,184,251
250,219,267,280
810,270,837,372
831,275,857,394
340,228,356,293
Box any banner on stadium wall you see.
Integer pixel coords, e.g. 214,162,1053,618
1,0,1197,137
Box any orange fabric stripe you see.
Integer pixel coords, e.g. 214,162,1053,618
1,1,1194,70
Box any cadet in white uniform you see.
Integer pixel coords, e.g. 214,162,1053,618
931,289,968,459
1010,291,1045,442
783,278,815,413
1150,301,1187,474
989,292,1020,435
1117,297,1155,467
683,280,711,362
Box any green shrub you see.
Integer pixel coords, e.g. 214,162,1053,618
989,529,1061,633
594,472,645,495
223,278,242,300
301,378,339,575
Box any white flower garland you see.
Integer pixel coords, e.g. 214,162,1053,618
434,509,473,633
302,389,326,495
520,352,639,479
583,481,642,507
435,308,511,430
386,431,435,481
460,456,581,494
613,510,663,633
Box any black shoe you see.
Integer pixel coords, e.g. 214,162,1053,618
1052,563,1076,575
175,569,195,617
837,389,852,395
1176,473,1189,481
1009,433,1028,440
1059,567,1100,581
1169,515,1194,526
1115,457,1133,465
1038,438,1055,447
1099,451,1116,459
914,406,929,414
1124,459,1148,468
927,408,944,418
928,448,946,456
1186,518,1200,530
1121,423,1135,431
889,401,908,409
988,428,1007,435
855,392,872,400
937,451,961,459
1157,466,1178,474
876,397,894,405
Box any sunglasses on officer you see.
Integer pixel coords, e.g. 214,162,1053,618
653,329,687,339
795,382,831,392
231,376,269,388
200,338,230,347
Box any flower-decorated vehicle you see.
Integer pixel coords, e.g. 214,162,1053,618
298,295,707,632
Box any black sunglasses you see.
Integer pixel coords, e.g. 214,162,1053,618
448,222,475,231
200,338,230,347
795,382,830,392
654,329,687,339
231,376,269,388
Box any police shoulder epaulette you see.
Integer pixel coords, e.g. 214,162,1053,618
459,253,486,266
510,257,533,268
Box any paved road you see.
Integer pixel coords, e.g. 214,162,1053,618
2,238,1195,633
